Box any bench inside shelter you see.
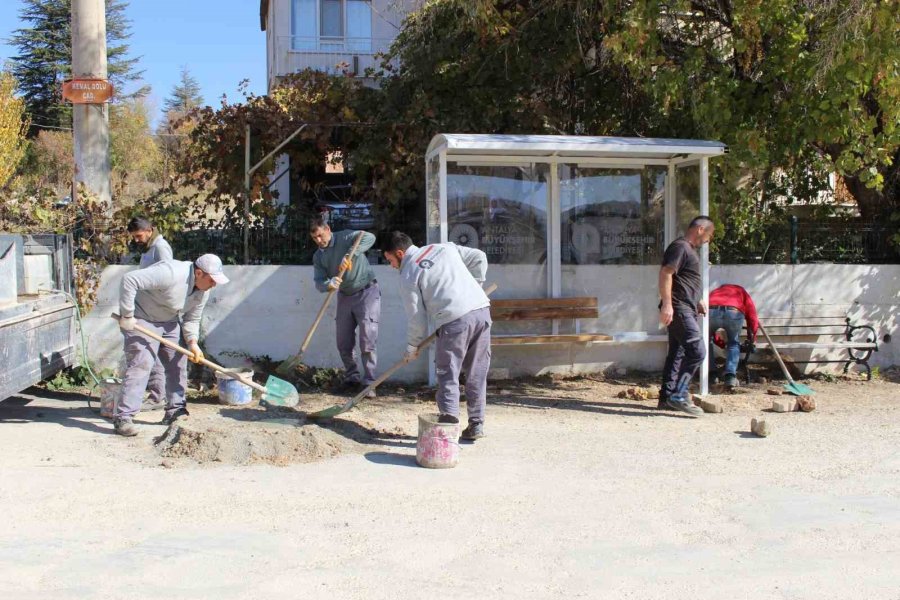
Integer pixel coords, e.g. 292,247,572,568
490,297,612,346
737,314,878,381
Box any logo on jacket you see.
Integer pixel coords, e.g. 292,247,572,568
418,259,434,269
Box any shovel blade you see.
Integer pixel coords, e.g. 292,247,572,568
784,382,814,397
307,403,346,420
263,375,300,407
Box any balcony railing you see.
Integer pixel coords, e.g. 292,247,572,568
272,36,395,78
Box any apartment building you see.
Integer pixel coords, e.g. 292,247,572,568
259,0,419,91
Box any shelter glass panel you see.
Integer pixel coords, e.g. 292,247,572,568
675,164,700,237
447,162,550,333
425,155,441,245
559,165,666,266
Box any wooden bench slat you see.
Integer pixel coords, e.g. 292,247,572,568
492,334,612,346
492,297,597,309
492,307,599,321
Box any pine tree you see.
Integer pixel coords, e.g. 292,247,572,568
164,66,204,115
9,0,147,134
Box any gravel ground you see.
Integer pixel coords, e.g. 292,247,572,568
0,373,898,599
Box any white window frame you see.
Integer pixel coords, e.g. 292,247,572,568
292,0,372,47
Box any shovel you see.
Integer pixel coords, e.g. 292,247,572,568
276,231,366,377
111,314,300,407
309,283,498,420
758,322,814,397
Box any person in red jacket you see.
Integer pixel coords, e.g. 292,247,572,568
708,284,759,388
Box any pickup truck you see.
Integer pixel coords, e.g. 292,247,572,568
0,233,77,401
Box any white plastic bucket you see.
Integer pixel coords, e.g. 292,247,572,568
216,369,255,405
415,413,460,469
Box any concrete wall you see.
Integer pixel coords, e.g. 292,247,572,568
82,264,899,380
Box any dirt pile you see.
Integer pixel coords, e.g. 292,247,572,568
155,420,364,466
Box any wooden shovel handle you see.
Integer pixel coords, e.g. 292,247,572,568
349,282,499,404
294,232,367,362
757,322,796,385
110,313,268,395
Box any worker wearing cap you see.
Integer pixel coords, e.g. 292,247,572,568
310,217,380,397
114,254,229,436
126,216,174,411
382,231,491,441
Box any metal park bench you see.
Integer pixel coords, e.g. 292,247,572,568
739,315,879,381
489,297,612,346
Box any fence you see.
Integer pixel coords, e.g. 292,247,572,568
716,217,899,265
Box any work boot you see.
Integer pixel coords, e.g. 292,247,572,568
723,374,739,389
460,422,485,440
437,414,459,424
114,418,139,437
666,396,703,417
336,380,361,394
162,407,189,426
657,392,675,411
141,397,166,412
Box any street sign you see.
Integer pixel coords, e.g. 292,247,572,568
62,79,114,104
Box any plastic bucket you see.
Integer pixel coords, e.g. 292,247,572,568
216,369,255,405
99,378,122,418
415,413,460,469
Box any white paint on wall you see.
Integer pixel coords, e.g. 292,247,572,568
82,264,900,381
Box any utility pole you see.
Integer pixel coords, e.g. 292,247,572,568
71,0,111,207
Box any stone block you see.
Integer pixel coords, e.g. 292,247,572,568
698,398,723,413
767,388,783,396
488,368,510,381
751,417,771,437
772,398,798,413
798,396,816,412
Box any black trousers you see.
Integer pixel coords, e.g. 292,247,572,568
661,310,706,400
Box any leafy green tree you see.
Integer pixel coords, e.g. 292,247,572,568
9,0,147,133
164,66,204,115
0,72,30,189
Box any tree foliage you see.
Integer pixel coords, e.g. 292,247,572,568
0,72,30,189
164,66,204,115
9,0,147,132
174,0,900,260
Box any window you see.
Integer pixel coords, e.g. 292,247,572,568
292,0,372,51
559,165,666,265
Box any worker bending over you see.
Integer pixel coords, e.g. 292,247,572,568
115,255,228,436
382,232,492,441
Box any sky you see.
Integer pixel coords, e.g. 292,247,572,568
0,0,268,126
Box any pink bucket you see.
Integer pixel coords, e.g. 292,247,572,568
415,413,460,469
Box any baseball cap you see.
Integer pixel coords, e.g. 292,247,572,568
195,254,229,285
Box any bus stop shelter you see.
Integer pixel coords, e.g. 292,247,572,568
424,134,727,395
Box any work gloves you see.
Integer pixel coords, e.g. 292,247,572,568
404,344,419,361
326,276,343,291
340,256,353,272
187,340,204,364
119,316,136,332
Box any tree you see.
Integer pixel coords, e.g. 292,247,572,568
9,0,147,133
0,72,31,189
109,98,162,202
164,66,204,115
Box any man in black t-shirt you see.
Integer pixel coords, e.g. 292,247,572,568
658,216,715,416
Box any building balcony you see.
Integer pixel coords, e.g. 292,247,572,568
271,36,395,80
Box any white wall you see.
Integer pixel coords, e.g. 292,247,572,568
82,264,900,381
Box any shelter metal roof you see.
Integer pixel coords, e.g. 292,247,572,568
426,134,727,160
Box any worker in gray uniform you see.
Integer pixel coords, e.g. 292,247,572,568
310,217,379,397
115,254,228,437
382,231,492,441
126,216,174,411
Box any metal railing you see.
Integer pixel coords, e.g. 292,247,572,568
716,217,899,264
272,36,395,78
